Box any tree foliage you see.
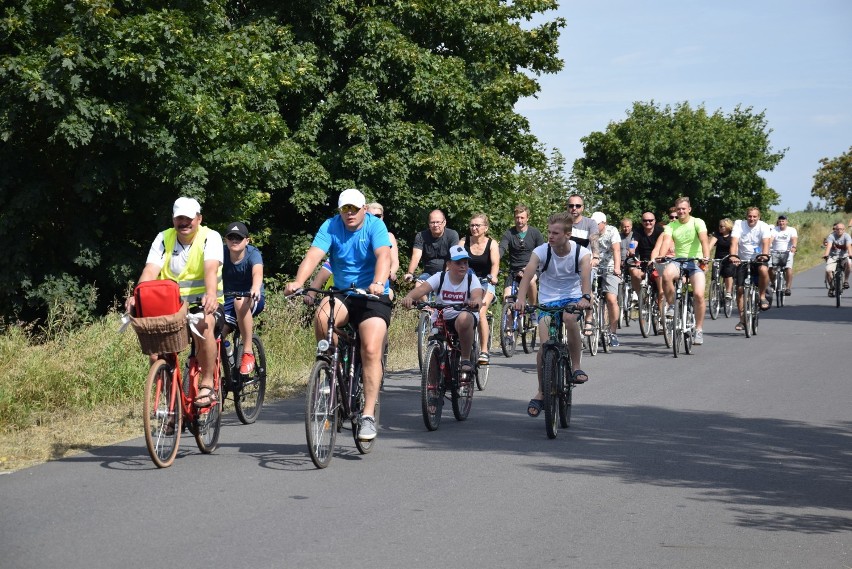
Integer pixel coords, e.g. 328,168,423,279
570,101,786,224
0,0,564,322
811,146,852,213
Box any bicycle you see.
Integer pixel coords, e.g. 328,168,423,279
127,304,224,468
416,290,436,372
474,279,494,391
584,270,602,356
617,265,633,328
593,268,613,354
827,256,848,308
418,301,480,431
221,291,267,424
733,257,765,338
631,259,659,339
525,303,583,439
668,258,701,358
300,287,386,469
769,253,789,308
708,257,733,320
499,275,537,357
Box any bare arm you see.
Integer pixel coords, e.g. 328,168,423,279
285,246,327,294
401,279,435,309
388,233,400,281
371,245,391,296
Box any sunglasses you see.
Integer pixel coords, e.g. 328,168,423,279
642,219,655,223
339,204,360,215
373,213,383,219
567,204,583,209
226,234,245,242
670,215,677,220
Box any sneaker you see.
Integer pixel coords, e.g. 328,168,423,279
694,330,703,345
359,416,377,440
829,288,835,297
477,351,490,365
665,306,674,319
610,334,620,347
724,292,733,300
784,288,792,296
239,352,256,375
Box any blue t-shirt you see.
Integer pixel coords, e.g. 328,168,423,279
223,244,265,297
312,213,392,293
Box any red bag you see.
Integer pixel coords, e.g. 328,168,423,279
134,280,182,317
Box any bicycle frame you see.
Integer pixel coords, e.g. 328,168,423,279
670,258,699,357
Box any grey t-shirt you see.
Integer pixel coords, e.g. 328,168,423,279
413,228,460,275
569,215,599,249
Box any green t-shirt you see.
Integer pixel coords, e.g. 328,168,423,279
664,217,707,257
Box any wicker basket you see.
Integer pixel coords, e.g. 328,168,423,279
131,302,189,355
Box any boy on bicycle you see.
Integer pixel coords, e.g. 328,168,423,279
401,246,484,373
222,221,265,374
513,212,592,418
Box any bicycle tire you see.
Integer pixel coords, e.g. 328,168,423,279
835,267,843,307
476,314,493,391
305,359,337,468
233,334,266,424
620,280,632,327
774,272,784,308
708,280,720,320
662,299,673,348
500,302,517,357
586,301,599,356
421,343,443,431
744,288,753,338
672,295,682,358
600,297,610,354
638,285,652,338
143,359,181,468
451,357,473,422
559,352,572,429
683,297,694,355
521,311,537,353
541,347,560,439
417,312,430,372
193,369,222,454
353,364,379,454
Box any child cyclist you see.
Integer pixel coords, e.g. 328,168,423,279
222,221,265,374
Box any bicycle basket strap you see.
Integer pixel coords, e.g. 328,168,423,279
134,279,182,317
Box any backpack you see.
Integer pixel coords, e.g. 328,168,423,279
541,244,582,274
134,279,182,317
436,270,473,301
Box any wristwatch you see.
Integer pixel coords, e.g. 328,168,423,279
374,281,385,286
582,293,591,300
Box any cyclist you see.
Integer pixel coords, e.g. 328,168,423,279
366,202,400,297
284,188,392,441
459,212,500,365
403,209,459,286
125,197,224,408
498,203,545,306
708,218,735,300
627,211,664,309
513,212,592,418
823,222,852,296
770,215,798,296
619,217,634,264
729,207,773,331
566,195,599,332
401,245,484,373
222,221,265,374
652,197,710,345
590,211,622,346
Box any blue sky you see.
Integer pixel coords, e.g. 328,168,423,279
517,0,852,212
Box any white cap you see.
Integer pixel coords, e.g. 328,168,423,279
338,188,366,209
591,211,606,224
449,245,470,261
173,197,201,219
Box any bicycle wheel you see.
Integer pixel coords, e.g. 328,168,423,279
672,295,682,358
193,370,222,454
451,359,473,421
586,302,599,356
662,299,673,348
143,359,181,468
600,298,610,354
708,280,720,320
835,268,843,308
499,303,517,357
620,280,631,328
559,352,572,429
744,288,753,338
353,365,379,454
233,334,267,424
774,272,784,308
476,314,493,391
421,343,443,431
683,298,694,355
417,311,430,372
305,359,338,468
638,284,652,338
521,311,537,353
541,347,560,439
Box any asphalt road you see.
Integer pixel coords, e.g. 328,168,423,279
2,267,850,569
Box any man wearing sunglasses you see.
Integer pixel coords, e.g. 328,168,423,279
403,209,460,284
565,195,600,262
284,188,392,441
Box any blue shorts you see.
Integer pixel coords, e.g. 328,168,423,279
681,260,704,277
224,295,265,327
537,298,581,323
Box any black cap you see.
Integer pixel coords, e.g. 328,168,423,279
777,215,787,220
225,221,249,238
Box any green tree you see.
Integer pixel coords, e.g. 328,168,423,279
0,0,564,322
570,101,786,224
811,146,852,212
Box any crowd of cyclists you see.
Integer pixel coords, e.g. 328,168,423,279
127,192,852,445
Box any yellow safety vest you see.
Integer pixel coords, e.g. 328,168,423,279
160,227,223,305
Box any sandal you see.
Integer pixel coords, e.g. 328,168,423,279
194,385,218,408
571,369,589,384
459,359,474,373
527,399,543,417
583,321,594,337
784,288,792,296
828,289,835,298
845,281,850,290
759,299,771,311
735,321,745,331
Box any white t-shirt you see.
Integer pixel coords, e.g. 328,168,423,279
534,242,591,303
425,270,483,322
731,220,773,261
598,224,620,270
146,228,224,276
771,225,798,252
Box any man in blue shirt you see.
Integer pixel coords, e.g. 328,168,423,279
285,189,392,441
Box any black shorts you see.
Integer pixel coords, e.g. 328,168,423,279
189,304,225,336
734,262,764,286
719,259,736,279
343,294,393,327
